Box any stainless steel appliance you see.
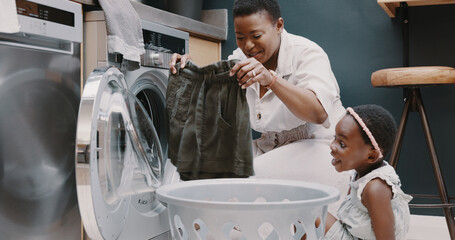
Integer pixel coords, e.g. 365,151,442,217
0,0,82,239
77,11,188,240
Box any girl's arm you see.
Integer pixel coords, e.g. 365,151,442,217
361,178,395,240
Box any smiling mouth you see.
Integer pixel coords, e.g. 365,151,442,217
248,52,261,58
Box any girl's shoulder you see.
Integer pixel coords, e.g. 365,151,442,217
352,162,403,200
361,177,394,202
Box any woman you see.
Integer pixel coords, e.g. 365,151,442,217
170,0,349,213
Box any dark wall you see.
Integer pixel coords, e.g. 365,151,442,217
203,0,455,216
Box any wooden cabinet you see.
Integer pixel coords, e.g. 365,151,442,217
188,36,222,67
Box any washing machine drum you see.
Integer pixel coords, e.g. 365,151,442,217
75,67,173,240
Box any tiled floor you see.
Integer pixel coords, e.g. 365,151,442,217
407,214,451,240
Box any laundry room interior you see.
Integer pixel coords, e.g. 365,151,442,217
1,0,455,239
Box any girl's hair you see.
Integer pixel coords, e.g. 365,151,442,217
233,0,281,23
349,104,397,158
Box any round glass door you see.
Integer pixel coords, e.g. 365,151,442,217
75,67,164,240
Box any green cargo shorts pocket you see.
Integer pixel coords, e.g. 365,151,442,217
168,81,193,123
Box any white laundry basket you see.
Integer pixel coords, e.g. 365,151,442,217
156,178,339,240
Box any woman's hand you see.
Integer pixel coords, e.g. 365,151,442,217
229,58,275,89
169,53,191,74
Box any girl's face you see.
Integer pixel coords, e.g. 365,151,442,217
233,11,283,68
330,115,376,176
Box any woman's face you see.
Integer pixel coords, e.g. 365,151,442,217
330,115,374,175
233,11,283,67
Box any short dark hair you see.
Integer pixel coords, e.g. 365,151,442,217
233,0,281,23
349,104,397,159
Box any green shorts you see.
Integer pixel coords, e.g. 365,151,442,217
166,60,253,180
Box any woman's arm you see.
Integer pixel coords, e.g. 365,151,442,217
229,57,327,124
268,74,327,124
361,178,395,240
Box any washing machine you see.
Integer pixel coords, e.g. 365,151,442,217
0,0,82,239
76,11,188,240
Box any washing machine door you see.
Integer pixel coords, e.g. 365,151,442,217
75,67,171,240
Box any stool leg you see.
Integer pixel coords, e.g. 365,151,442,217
414,89,455,239
389,88,413,168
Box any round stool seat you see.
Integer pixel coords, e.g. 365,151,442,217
371,66,455,87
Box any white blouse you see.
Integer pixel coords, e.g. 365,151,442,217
228,29,345,140
228,30,351,216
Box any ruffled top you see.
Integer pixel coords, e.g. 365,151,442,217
337,162,413,239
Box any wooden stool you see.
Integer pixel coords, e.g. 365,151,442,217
372,66,455,238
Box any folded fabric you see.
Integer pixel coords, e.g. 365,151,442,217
98,0,145,70
255,124,314,153
166,60,254,180
0,0,20,33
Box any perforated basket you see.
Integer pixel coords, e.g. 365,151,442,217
156,178,339,240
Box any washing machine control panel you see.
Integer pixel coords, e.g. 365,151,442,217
141,23,188,69
141,49,171,69
15,0,82,43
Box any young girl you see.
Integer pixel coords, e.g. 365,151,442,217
324,104,412,240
